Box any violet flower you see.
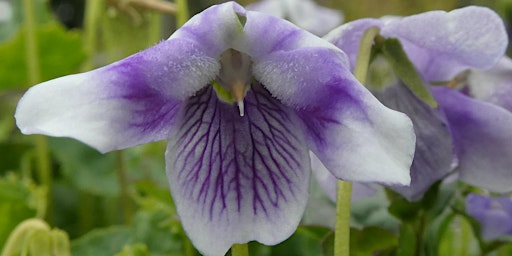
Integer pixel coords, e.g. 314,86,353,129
467,193,512,240
323,6,510,201
15,2,415,255
246,0,343,36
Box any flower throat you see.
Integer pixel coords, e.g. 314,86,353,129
213,48,252,117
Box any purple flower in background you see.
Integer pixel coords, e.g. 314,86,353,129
15,2,415,255
323,6,510,201
246,0,343,36
467,194,512,240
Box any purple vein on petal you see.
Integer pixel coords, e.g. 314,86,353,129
168,83,309,221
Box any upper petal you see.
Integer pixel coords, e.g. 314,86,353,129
253,45,415,185
247,0,343,36
166,84,310,256
467,56,512,112
433,87,512,193
242,9,346,64
381,6,508,81
16,38,219,153
170,2,246,57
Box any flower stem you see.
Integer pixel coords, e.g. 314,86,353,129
175,0,189,27
334,181,352,256
353,26,380,84
82,0,103,71
333,26,380,256
116,151,133,223
0,219,50,256
231,243,249,256
22,0,52,223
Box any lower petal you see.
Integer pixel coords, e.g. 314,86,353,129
433,87,512,193
165,84,310,255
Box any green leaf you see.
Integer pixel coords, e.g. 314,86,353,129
425,212,456,256
115,244,151,256
101,9,162,63
438,215,480,255
351,227,398,256
130,209,184,255
0,22,86,90
381,38,438,107
270,226,332,256
0,0,50,42
396,223,417,256
49,138,119,197
71,226,133,256
387,190,422,222
0,174,46,249
0,142,31,174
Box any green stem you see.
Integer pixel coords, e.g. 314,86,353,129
334,181,352,256
148,11,162,45
0,219,50,256
82,0,103,71
175,0,189,27
116,151,132,223
35,135,51,220
22,0,52,223
333,26,380,256
183,235,194,256
353,26,380,84
22,0,41,85
231,243,249,256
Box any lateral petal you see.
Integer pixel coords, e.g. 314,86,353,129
253,46,415,185
433,87,512,193
467,56,512,112
381,6,508,81
15,38,219,153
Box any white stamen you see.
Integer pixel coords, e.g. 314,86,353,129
237,100,245,117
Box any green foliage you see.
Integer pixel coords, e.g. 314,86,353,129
381,38,438,107
0,22,86,89
1,1,510,256
0,174,46,250
351,227,398,256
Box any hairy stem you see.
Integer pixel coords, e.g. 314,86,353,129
334,26,380,256
231,243,249,256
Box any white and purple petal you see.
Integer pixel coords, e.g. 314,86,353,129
467,56,512,112
381,6,508,81
253,44,415,185
311,152,378,202
166,84,310,255
466,194,512,240
376,83,455,201
15,38,219,153
433,87,512,193
247,0,343,36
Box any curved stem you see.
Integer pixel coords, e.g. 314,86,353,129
231,243,249,256
22,0,52,223
116,151,133,223
0,219,50,256
175,0,189,27
353,26,380,85
333,26,380,256
82,0,103,71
